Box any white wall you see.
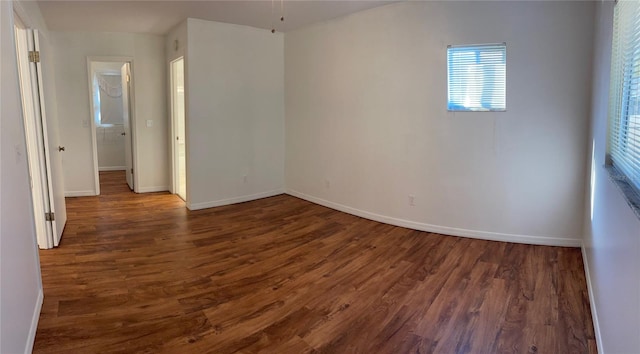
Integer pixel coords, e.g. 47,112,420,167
166,20,187,63
285,1,595,246
51,31,169,195
185,18,285,209
583,2,640,353
0,1,44,353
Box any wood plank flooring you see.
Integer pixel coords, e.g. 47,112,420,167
33,171,596,353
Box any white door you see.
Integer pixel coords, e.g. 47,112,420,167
121,63,134,190
171,58,186,201
33,29,67,246
16,27,67,248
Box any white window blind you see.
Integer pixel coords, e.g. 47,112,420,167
447,43,506,112
608,0,640,193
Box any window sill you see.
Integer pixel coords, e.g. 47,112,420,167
605,165,640,220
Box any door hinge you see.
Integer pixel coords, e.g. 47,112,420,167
45,212,55,221
28,51,40,63
131,168,134,174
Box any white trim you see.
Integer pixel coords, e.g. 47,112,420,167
286,189,582,247
582,245,604,354
187,189,285,211
25,288,43,354
137,186,170,193
65,190,96,197
98,166,126,171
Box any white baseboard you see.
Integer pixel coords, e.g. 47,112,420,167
187,188,285,211
65,190,96,197
285,189,582,247
25,288,43,354
98,166,126,171
581,245,604,353
137,186,170,193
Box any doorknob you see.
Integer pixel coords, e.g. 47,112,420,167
58,146,65,152
121,132,126,136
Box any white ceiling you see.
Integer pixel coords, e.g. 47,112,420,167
36,0,397,35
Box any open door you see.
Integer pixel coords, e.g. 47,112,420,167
33,29,66,246
121,63,134,191
15,23,67,248
170,57,186,201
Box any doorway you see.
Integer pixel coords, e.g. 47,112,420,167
87,58,136,194
170,57,186,201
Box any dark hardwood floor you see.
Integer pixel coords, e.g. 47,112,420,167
33,171,596,353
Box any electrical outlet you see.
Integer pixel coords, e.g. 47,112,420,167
408,195,415,206
324,179,330,188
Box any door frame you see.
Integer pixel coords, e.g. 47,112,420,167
169,56,187,201
86,56,138,194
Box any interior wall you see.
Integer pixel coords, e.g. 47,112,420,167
185,18,285,209
0,1,44,353
51,31,169,195
583,1,640,352
166,20,187,62
285,1,595,246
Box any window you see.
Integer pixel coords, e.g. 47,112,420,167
447,43,506,112
92,73,124,127
607,0,640,205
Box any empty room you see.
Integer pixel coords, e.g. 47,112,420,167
1,0,639,353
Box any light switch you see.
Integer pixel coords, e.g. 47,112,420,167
146,120,153,128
